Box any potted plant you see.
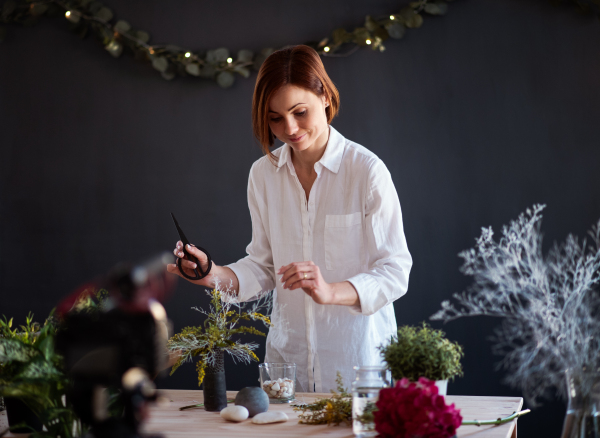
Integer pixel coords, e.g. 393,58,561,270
377,323,463,395
0,312,84,437
167,283,272,411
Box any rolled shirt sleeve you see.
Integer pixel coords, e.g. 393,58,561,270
347,160,412,316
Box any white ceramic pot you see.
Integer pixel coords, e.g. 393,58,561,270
435,379,448,396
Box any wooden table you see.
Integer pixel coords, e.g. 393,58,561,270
1,390,523,438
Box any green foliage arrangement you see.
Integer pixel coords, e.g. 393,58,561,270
0,0,452,86
0,312,85,438
292,372,352,426
378,323,464,382
167,284,272,386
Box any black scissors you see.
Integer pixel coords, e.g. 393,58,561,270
171,213,213,281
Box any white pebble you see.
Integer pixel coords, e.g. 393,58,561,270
271,382,280,391
252,411,289,424
220,406,249,422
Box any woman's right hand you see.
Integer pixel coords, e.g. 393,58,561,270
167,241,213,286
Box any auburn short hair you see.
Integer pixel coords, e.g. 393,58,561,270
252,45,340,160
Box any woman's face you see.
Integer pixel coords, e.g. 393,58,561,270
268,85,330,154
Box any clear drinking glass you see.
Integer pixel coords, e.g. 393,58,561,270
259,363,296,404
352,365,390,437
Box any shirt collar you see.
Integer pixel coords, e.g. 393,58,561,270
276,125,345,174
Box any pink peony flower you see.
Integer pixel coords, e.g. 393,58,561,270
374,377,462,438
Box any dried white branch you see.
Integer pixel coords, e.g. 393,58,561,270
431,205,600,406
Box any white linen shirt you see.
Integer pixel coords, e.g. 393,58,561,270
227,125,412,393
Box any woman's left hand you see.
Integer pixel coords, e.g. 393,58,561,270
278,261,335,304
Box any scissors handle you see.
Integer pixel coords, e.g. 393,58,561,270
177,245,213,280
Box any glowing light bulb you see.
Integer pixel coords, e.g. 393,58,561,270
148,47,155,55
185,52,191,58
227,57,233,64
366,39,372,45
65,10,80,23
390,15,395,20
324,46,330,52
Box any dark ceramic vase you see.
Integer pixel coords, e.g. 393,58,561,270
202,349,227,411
4,397,43,433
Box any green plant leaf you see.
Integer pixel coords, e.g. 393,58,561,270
385,21,406,39
424,1,448,15
237,49,253,63
185,63,200,76
95,7,113,22
151,56,168,72
213,47,230,62
161,70,176,80
136,30,150,43
233,65,250,78
114,20,130,33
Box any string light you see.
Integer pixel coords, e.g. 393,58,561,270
148,47,155,55
390,15,395,20
324,46,330,52
65,10,80,23
366,39,372,45
185,52,191,58
227,57,233,63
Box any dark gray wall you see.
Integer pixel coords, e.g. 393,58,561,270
2,0,600,436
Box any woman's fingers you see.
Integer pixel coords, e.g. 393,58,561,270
280,261,316,289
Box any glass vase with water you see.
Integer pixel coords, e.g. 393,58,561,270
352,365,390,437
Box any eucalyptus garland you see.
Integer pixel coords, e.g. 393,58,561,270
0,0,452,87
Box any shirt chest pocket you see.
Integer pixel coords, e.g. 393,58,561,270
324,212,363,271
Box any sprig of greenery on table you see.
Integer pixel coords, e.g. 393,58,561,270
167,284,272,386
292,372,352,426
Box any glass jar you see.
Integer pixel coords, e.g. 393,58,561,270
351,365,390,437
560,368,600,438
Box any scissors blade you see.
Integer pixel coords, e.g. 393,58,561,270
171,213,191,246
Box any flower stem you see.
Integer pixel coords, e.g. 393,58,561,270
461,409,531,426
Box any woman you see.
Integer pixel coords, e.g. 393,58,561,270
168,45,412,393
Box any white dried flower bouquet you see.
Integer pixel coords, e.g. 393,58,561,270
431,204,600,405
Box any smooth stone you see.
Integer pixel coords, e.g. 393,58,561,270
220,406,249,422
271,382,280,391
235,387,269,417
252,411,289,424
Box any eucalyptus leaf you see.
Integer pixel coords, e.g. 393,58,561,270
136,30,150,43
213,47,230,62
353,27,371,46
185,63,201,76
161,70,176,80
237,49,254,63
114,20,131,33
365,15,379,32
151,56,169,72
217,71,235,88
385,21,406,39
332,28,351,45
95,7,113,22
424,1,448,16
405,13,423,28
234,65,250,78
